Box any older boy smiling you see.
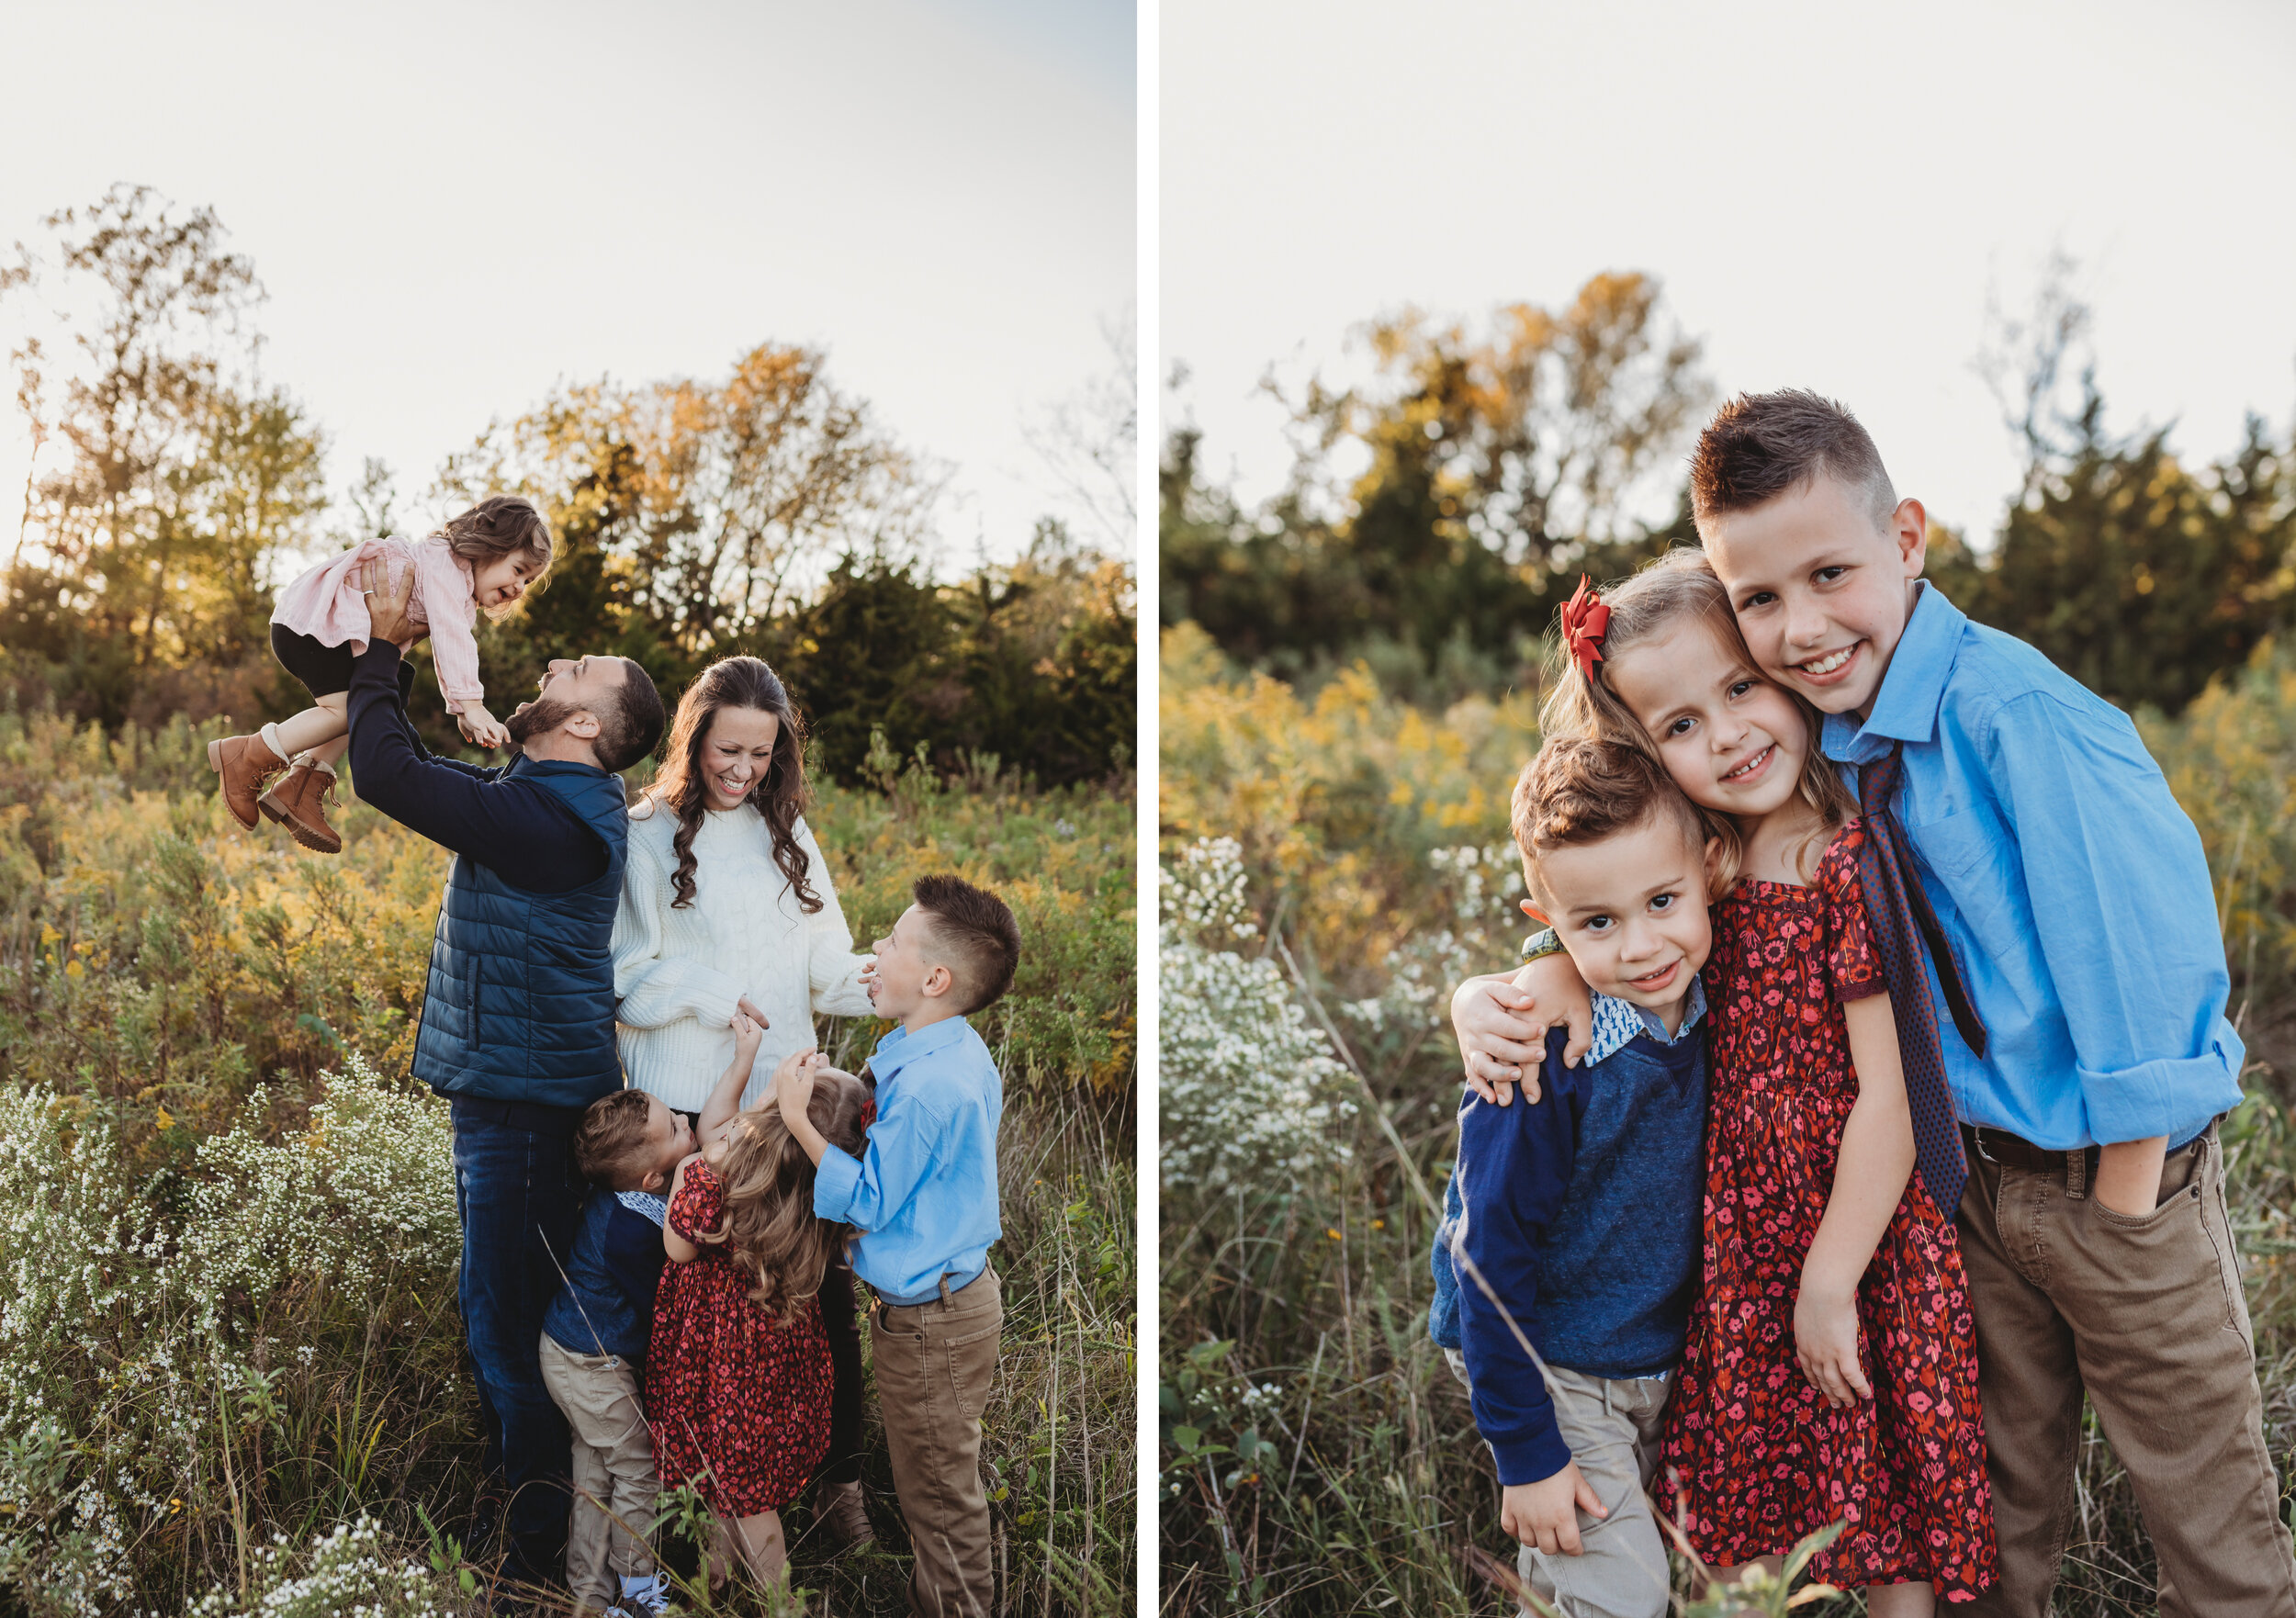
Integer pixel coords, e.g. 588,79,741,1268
1456,392,2292,1617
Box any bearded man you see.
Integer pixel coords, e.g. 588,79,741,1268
350,559,666,1596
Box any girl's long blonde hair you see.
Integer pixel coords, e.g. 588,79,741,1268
1539,546,1855,890
695,1071,872,1323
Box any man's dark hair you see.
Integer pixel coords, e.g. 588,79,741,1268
913,873,1021,1015
1690,389,1896,532
596,657,667,774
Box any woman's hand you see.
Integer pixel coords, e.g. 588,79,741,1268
737,994,771,1029
358,557,425,646
1793,1276,1872,1408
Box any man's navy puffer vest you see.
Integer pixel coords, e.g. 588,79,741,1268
411,759,630,1108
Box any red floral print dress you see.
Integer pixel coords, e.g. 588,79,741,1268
1659,825,1997,1601
645,1159,834,1516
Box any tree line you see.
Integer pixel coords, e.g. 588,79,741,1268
1,185,1135,786
1161,268,2296,716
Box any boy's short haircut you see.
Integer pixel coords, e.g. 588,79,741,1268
573,1088,655,1186
1512,737,1707,894
913,873,1021,1015
1690,389,1896,533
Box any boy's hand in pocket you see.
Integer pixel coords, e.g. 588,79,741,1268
1501,1461,1606,1556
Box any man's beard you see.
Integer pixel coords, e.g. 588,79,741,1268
505,694,580,745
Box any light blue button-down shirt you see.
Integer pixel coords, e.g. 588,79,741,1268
1820,583,2243,1149
1585,975,1710,1063
813,1015,1004,1304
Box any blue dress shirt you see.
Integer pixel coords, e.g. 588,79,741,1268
813,1015,1004,1304
1821,583,2243,1149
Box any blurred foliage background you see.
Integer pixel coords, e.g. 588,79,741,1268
1,185,1135,788
1158,267,2296,1614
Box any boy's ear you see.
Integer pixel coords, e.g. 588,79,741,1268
1518,898,1550,926
1700,834,1725,897
1890,496,1930,579
919,961,954,1001
640,1162,669,1193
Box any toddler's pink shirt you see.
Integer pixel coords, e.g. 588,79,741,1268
270,534,484,713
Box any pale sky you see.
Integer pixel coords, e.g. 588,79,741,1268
0,0,1134,571
1163,0,2296,547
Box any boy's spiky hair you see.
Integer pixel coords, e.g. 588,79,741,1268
914,873,1021,1015
1690,389,1896,533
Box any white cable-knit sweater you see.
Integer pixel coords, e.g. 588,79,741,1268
611,798,875,1111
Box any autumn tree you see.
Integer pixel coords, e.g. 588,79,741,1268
2,185,326,725
1163,271,1711,698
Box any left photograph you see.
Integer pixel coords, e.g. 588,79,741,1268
0,6,1137,1616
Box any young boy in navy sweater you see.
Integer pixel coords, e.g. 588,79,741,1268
1433,738,1712,1618
541,1086,695,1617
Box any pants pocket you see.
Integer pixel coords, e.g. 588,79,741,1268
941,1320,1001,1422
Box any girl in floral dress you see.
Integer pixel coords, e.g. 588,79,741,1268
648,1008,873,1591
1543,551,1996,1612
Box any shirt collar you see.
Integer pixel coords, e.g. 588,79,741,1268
1821,580,1966,763
870,1015,971,1081
1584,975,1707,1065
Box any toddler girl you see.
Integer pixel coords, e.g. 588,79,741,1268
648,1012,872,1590
1543,551,1995,1611
204,494,550,853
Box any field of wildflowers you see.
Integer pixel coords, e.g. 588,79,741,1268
0,705,1136,1617
1158,624,2296,1616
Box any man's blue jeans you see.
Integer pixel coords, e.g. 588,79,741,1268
450,1097,586,1590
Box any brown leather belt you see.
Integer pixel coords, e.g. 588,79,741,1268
1961,1122,2096,1175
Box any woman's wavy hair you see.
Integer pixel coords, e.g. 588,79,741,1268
647,657,821,913
1538,546,1855,891
436,494,554,623
693,1070,872,1323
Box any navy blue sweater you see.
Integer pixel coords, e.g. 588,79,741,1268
345,642,609,894
1440,1019,1706,1484
542,1190,668,1361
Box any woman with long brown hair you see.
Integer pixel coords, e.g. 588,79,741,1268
610,654,878,1550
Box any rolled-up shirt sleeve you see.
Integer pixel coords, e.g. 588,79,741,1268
1990,691,2245,1143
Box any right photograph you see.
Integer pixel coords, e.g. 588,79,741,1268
1155,6,2296,1616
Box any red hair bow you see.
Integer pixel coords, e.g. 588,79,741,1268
1559,576,1611,680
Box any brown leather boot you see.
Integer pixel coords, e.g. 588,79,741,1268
258,762,343,854
207,733,287,829
817,1478,874,1553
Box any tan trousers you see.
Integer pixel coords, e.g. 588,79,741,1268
1444,1347,1672,1618
1956,1123,2296,1617
536,1333,658,1613
872,1266,1003,1618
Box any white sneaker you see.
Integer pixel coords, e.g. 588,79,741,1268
618,1572,671,1615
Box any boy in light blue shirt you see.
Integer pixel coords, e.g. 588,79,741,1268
775,872,1020,1618
1457,391,2293,1615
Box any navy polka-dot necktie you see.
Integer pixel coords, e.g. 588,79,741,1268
1858,742,1986,1217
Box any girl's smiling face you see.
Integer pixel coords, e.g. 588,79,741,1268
1604,613,1811,822
471,548,545,611
699,704,782,811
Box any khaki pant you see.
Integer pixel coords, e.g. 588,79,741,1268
537,1333,658,1613
1956,1123,2296,1617
1444,1346,1672,1618
872,1267,1003,1618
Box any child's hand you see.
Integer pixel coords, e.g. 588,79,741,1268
730,1009,765,1062
1793,1280,1872,1408
458,705,512,750
1499,1461,1606,1556
774,1048,824,1127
